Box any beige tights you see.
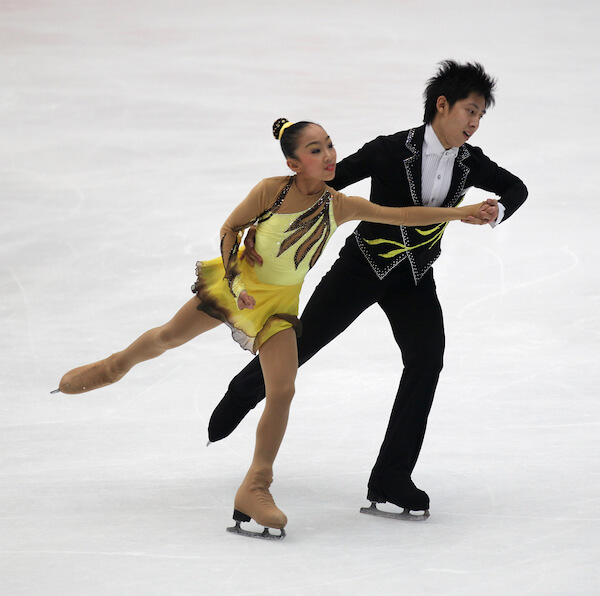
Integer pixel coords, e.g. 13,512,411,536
58,299,297,530
233,328,298,528
58,297,220,393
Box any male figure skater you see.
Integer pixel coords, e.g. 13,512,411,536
208,60,528,517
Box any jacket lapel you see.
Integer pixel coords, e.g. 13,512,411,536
403,126,425,206
443,144,471,207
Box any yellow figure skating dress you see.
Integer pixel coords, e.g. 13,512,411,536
192,177,337,353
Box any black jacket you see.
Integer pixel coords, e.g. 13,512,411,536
330,125,528,283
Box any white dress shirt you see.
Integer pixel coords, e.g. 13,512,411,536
420,124,504,225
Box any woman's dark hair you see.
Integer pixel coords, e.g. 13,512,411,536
423,60,497,124
272,118,316,158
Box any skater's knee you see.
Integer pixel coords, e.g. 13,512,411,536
268,382,295,406
279,381,296,402
428,349,444,374
425,352,444,375
404,344,444,374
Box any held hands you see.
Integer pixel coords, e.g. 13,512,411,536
239,226,263,266
237,290,256,310
462,198,499,225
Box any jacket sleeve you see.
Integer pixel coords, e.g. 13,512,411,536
329,136,386,191
468,146,528,222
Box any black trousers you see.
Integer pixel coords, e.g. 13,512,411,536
222,235,445,494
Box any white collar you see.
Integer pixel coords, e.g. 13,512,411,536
423,124,459,157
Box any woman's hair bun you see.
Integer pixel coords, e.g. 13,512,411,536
272,118,290,140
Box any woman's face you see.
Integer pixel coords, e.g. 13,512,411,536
288,124,337,182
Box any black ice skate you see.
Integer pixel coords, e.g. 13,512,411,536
361,476,430,521
359,501,430,521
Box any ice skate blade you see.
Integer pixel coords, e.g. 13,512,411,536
360,501,430,521
50,389,60,394
226,520,286,540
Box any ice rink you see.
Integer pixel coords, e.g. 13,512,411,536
2,0,599,594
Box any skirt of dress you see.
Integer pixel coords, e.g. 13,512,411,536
191,253,303,354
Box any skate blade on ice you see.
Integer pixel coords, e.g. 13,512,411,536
360,501,430,521
226,520,286,540
227,509,286,540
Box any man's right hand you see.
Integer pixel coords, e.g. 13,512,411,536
239,226,263,266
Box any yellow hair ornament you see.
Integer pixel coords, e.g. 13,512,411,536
278,121,294,140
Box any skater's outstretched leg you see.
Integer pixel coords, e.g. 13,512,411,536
57,297,221,394
233,328,297,530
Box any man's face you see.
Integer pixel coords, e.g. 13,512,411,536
432,92,486,149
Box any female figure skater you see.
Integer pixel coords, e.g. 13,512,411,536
54,118,489,539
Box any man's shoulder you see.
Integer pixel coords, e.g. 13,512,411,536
462,142,483,156
371,125,423,144
360,125,424,157
460,142,495,167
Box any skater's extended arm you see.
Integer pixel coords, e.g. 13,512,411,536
333,194,491,227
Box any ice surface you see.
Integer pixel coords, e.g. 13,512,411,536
1,1,599,594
